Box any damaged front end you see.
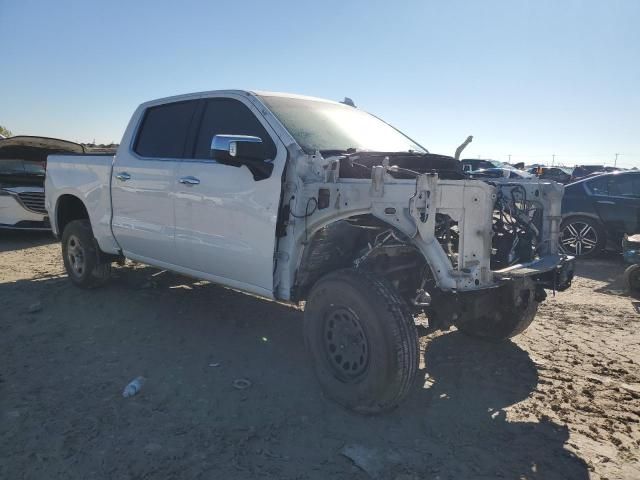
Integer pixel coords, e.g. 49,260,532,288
401,166,574,337
424,176,575,336
278,149,574,338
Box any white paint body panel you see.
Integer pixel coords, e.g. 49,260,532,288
0,189,47,228
110,157,179,264
174,159,283,292
45,154,120,253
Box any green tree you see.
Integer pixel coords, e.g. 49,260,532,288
0,125,12,137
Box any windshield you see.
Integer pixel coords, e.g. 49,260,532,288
258,95,426,155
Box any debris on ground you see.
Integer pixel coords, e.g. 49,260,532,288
122,376,146,398
27,301,42,313
233,378,252,390
340,444,404,479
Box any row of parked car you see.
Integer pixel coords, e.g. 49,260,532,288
0,135,637,259
458,159,638,259
461,158,622,184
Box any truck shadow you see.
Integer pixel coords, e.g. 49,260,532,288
0,230,55,253
574,252,625,283
0,265,589,479
408,331,589,479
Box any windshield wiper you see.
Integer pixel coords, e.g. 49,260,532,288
319,149,426,157
318,148,360,156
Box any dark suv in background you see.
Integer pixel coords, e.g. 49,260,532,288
560,171,640,257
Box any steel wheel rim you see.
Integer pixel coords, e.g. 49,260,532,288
323,307,369,381
67,235,86,277
560,221,598,256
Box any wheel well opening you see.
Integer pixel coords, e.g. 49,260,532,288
56,195,89,235
292,214,429,302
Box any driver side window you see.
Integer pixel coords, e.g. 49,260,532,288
191,98,277,160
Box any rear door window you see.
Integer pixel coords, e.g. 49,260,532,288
191,98,276,160
134,100,199,158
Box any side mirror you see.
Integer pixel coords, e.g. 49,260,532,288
210,135,274,181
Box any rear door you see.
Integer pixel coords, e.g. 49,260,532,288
588,173,640,243
173,94,286,296
111,100,199,264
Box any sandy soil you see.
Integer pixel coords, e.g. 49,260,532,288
1,231,639,479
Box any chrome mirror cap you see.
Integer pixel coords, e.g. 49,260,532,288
211,134,263,158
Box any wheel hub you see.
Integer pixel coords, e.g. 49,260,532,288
323,308,369,381
560,222,598,256
67,235,86,277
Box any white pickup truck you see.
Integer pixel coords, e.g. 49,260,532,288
45,90,574,413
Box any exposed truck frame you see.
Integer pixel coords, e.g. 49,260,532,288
45,90,574,413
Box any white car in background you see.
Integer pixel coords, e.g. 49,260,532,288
0,136,84,230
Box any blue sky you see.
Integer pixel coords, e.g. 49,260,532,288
1,0,638,167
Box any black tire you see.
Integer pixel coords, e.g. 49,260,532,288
559,215,605,258
61,219,111,288
304,268,419,414
455,279,540,341
624,264,640,292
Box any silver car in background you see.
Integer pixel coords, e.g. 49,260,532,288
0,136,84,230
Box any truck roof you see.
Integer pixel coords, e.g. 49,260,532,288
139,90,343,109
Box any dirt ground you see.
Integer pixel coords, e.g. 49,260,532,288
1,231,639,480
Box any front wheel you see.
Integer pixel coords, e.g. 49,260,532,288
304,269,419,414
61,219,111,288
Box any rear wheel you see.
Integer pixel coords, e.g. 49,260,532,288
559,216,604,258
304,269,419,414
61,219,111,288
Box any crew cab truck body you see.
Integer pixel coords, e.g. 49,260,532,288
46,90,574,413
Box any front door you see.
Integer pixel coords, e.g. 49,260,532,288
589,173,640,243
111,99,199,265
173,95,286,297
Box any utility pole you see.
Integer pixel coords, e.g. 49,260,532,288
615,153,619,168
552,154,555,166
508,154,511,163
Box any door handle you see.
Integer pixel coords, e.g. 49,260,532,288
115,172,131,181
179,176,200,186
596,200,615,205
